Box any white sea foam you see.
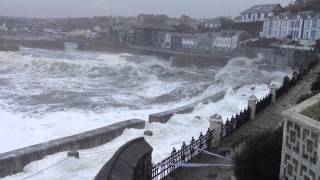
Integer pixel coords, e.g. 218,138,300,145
0,48,293,179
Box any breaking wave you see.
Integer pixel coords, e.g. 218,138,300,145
0,47,292,153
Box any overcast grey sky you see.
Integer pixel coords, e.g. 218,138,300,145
0,0,292,18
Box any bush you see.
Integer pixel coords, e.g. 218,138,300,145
315,39,320,53
311,80,320,91
307,58,318,71
234,128,283,180
296,90,320,104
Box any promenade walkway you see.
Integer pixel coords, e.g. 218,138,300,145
165,63,320,180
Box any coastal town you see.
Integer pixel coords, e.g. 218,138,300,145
0,0,320,180
0,0,320,53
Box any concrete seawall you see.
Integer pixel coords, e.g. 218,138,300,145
0,38,65,50
149,90,226,123
232,47,318,68
0,119,145,178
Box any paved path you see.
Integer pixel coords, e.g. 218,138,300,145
165,63,320,180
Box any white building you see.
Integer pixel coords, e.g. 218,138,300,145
261,11,320,42
240,4,281,22
181,34,198,49
200,17,231,29
213,30,250,51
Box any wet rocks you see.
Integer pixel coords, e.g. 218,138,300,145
144,130,153,136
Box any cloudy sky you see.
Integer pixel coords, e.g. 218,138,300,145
0,0,292,18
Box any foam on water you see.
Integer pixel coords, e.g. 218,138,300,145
3,84,276,180
0,48,293,179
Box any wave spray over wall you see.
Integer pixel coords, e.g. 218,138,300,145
0,48,290,155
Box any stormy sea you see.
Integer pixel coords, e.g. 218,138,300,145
0,47,291,180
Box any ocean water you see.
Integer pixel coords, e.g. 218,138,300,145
0,48,292,179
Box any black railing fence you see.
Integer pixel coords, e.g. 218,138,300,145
151,68,308,180
152,129,213,180
276,70,304,99
220,108,251,138
255,93,272,115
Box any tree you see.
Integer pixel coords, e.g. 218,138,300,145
234,128,283,180
179,15,192,24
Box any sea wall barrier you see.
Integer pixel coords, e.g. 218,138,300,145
0,119,145,178
95,137,153,180
149,90,226,123
0,38,65,50
232,47,318,68
0,44,19,52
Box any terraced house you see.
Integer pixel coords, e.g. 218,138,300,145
239,4,281,22
261,0,320,43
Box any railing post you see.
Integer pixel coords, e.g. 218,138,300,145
209,114,223,147
269,84,277,104
248,95,257,120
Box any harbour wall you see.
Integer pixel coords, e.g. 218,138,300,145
0,119,145,178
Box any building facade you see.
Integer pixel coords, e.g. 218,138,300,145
280,93,320,180
261,11,320,42
240,4,281,22
213,30,250,51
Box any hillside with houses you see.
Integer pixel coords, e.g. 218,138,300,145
0,0,318,53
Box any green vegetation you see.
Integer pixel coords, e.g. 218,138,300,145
233,128,283,180
311,79,320,91
297,64,320,104
297,91,320,104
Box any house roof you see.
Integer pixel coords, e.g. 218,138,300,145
241,4,281,14
202,17,230,24
171,24,194,32
272,10,320,19
166,32,215,39
136,23,176,31
217,30,247,37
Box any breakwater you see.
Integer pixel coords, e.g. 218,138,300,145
0,119,145,178
0,38,65,50
149,90,227,123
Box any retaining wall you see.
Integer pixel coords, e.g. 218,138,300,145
149,90,226,123
233,47,318,68
0,38,65,50
95,137,152,180
0,119,145,178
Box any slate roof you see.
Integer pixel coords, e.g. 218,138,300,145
136,23,176,31
241,4,281,14
217,30,247,37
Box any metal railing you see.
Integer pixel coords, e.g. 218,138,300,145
220,108,251,138
152,129,213,180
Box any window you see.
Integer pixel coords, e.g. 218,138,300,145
257,13,261,19
312,20,316,28
248,13,252,19
311,30,316,40
317,19,320,28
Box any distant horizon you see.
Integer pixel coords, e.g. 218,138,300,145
0,0,291,19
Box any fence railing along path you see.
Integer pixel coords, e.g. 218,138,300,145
151,68,307,180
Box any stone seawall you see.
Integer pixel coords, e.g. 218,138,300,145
0,38,65,50
0,44,19,52
149,90,226,123
233,47,318,68
0,119,145,178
